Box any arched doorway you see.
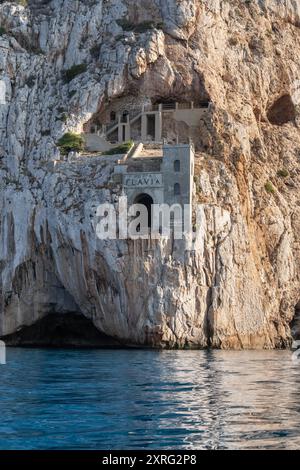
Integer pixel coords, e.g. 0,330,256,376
133,193,154,231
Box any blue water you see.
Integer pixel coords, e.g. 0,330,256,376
0,349,300,450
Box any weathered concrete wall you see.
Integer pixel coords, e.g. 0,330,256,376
162,145,194,218
84,134,113,153
173,108,208,127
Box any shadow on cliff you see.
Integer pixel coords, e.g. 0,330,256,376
0,313,124,349
291,302,300,342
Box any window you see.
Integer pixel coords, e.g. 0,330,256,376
121,110,129,123
174,183,181,196
110,111,116,122
174,160,180,172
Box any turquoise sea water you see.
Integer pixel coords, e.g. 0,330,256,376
0,349,299,450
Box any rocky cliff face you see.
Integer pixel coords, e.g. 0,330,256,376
1,0,300,348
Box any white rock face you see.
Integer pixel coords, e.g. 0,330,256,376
0,0,300,348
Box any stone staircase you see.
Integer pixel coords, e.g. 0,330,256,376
105,108,143,139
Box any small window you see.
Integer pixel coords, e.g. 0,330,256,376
174,183,181,196
121,110,129,123
110,111,116,122
174,160,180,172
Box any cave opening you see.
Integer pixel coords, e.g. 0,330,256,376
267,94,296,126
291,302,300,342
1,313,123,348
152,98,176,107
133,193,153,231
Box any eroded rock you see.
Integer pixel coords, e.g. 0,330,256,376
1,0,300,349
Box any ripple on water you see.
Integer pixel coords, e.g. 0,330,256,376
0,349,299,449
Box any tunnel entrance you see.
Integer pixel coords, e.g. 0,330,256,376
133,193,153,231
146,114,156,140
291,302,300,342
1,314,123,348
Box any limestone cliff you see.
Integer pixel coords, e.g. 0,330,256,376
1,0,300,348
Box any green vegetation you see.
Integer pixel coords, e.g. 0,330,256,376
0,26,6,36
103,141,133,156
116,19,164,34
57,132,84,155
17,0,28,5
25,75,35,88
2,0,28,5
30,45,44,55
56,108,68,123
277,169,289,178
265,181,275,194
60,113,68,123
90,44,100,59
62,64,87,84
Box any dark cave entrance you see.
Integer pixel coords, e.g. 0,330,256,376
133,193,153,231
152,98,176,109
267,94,296,126
1,314,123,348
291,302,300,342
1,262,125,348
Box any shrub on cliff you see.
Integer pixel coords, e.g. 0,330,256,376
116,19,163,33
103,141,133,156
277,169,289,178
57,132,84,155
62,64,87,84
0,1,28,5
265,181,275,194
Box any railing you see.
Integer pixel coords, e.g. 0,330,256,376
103,101,212,140
161,103,176,110
143,103,175,112
143,104,159,112
128,108,142,120
144,102,207,112
106,119,119,132
177,102,192,110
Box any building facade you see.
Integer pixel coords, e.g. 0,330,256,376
86,102,210,149
113,144,195,234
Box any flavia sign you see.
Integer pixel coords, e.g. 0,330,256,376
0,80,6,105
124,173,163,188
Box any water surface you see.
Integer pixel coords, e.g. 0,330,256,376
0,349,299,449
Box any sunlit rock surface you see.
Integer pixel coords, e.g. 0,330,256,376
1,0,300,348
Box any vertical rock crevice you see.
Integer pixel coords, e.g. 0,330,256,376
291,302,300,341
